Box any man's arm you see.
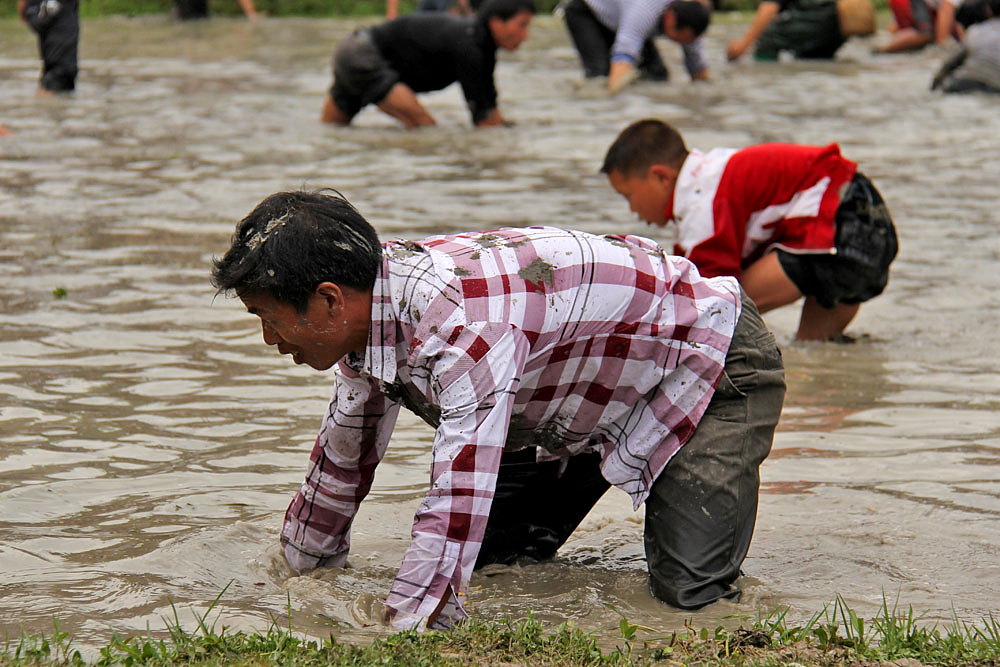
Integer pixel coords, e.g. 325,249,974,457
281,368,400,571
457,53,499,128
934,0,958,44
681,38,710,80
17,0,27,20
726,1,781,60
237,0,259,20
385,323,529,630
608,60,640,94
608,0,671,91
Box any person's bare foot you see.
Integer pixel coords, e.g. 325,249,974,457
36,88,54,98
0,124,10,136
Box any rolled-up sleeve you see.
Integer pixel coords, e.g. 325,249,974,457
682,38,708,77
281,365,400,572
386,322,529,630
611,0,670,62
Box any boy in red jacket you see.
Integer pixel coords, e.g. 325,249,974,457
602,118,898,341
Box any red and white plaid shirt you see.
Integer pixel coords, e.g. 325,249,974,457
280,227,741,630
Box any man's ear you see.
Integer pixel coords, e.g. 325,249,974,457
314,282,345,313
662,8,676,32
649,163,679,186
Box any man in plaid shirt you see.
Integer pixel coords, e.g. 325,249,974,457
212,191,785,631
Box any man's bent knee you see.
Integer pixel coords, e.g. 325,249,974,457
321,96,352,125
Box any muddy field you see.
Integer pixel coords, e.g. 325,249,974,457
1,12,998,652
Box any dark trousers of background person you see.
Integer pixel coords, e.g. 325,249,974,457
175,0,210,20
475,293,786,610
755,0,845,59
562,0,669,80
955,0,990,28
23,0,79,92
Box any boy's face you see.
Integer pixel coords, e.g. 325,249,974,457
489,10,533,51
607,165,678,227
240,284,369,371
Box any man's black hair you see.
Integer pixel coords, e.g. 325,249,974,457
211,191,382,314
669,0,711,37
478,0,536,22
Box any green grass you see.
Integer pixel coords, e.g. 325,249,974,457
4,594,1000,666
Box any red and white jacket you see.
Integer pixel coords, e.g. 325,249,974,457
666,143,858,279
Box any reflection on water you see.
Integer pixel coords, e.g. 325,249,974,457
1,13,999,651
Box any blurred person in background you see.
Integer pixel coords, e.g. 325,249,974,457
173,0,259,21
726,0,876,61
932,0,1000,92
562,0,712,94
321,0,534,129
876,0,961,52
19,0,79,95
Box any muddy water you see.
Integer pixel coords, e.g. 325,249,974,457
1,13,998,652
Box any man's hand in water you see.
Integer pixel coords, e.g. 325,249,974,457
608,61,638,95
476,108,509,128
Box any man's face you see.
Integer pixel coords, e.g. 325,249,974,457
240,284,368,371
607,166,677,227
663,11,698,44
489,10,533,51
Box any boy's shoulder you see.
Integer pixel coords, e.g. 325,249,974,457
728,142,845,169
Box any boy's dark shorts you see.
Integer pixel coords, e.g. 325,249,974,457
777,172,898,309
330,29,400,120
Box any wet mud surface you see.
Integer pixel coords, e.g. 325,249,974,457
1,13,999,652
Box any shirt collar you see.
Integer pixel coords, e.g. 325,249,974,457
668,148,705,222
358,257,398,385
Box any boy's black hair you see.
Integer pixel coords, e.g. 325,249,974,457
601,119,690,177
478,0,536,22
668,0,711,37
212,191,382,314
